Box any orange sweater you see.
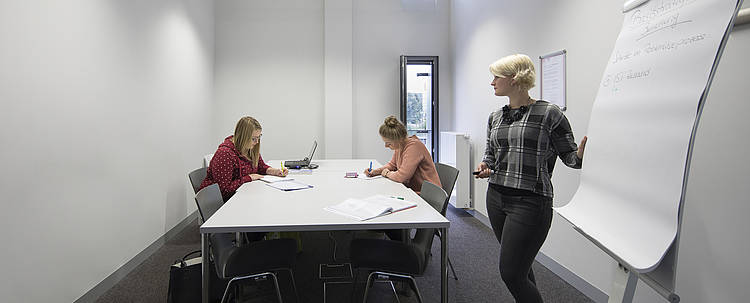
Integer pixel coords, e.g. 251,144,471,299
384,135,442,193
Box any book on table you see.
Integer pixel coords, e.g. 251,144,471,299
324,195,417,221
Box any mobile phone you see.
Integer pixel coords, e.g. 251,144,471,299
472,171,480,175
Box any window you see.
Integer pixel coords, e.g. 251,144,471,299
400,56,439,162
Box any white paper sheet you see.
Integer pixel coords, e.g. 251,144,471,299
555,0,739,272
540,50,566,109
259,175,294,183
265,180,313,191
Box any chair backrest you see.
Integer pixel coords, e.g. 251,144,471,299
203,153,214,168
435,163,459,214
412,181,448,273
419,180,448,215
189,167,207,194
195,183,223,222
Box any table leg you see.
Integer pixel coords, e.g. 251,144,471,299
202,233,210,303
441,227,448,303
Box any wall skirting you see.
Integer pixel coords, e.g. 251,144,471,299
74,211,198,303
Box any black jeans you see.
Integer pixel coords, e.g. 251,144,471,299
487,184,552,303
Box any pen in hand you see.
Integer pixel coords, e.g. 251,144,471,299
473,169,494,178
368,161,373,177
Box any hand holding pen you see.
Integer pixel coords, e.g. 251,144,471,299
278,161,288,177
474,162,492,179
364,161,373,177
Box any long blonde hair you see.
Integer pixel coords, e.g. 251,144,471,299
233,116,262,167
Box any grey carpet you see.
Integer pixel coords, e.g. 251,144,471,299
96,205,593,303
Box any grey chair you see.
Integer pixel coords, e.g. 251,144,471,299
382,165,456,243
189,167,207,194
435,163,459,202
195,184,299,303
349,181,447,303
434,162,460,280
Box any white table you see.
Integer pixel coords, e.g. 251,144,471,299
200,159,450,302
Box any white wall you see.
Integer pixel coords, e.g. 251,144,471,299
452,0,750,302
353,0,453,164
324,0,354,159
214,0,453,166
214,0,325,160
0,0,214,302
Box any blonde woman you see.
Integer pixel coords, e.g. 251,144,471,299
475,54,587,302
364,115,441,194
200,116,287,201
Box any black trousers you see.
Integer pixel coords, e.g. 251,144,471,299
486,184,552,303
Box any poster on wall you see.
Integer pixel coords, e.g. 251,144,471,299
540,50,566,110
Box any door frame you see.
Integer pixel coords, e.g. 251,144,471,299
400,55,439,162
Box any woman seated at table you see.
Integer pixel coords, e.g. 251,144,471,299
200,116,287,200
200,116,287,241
364,115,441,194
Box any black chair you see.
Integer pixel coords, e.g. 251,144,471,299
195,184,299,303
434,162,460,280
349,181,448,303
189,167,207,194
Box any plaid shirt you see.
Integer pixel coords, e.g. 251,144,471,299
482,101,582,197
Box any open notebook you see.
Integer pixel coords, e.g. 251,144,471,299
324,195,417,221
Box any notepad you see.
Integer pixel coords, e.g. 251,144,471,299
324,195,417,221
259,175,294,183
265,180,313,191
358,175,383,180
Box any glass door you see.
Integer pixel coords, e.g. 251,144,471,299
400,56,438,162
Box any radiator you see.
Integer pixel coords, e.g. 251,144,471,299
439,132,472,209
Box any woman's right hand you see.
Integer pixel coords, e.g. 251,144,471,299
363,168,373,177
250,174,263,181
475,162,491,179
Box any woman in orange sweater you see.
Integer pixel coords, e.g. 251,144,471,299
364,115,441,194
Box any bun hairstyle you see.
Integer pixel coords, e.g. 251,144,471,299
489,54,536,92
234,116,262,166
379,115,408,142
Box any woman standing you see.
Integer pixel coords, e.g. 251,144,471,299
364,115,441,194
475,54,586,302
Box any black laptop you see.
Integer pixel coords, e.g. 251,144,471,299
284,141,317,168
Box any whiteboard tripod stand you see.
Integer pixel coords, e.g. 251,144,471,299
605,1,743,302
572,224,680,303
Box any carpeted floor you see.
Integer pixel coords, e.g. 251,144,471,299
96,205,593,303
